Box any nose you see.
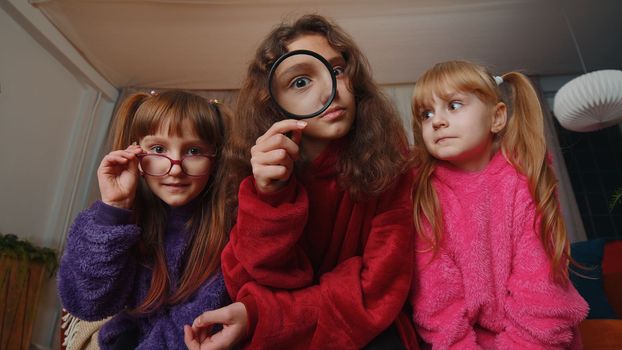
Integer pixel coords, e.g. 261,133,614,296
320,84,334,106
168,162,183,176
168,156,184,176
432,112,448,130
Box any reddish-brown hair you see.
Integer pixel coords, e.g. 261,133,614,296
109,90,232,313
229,14,409,198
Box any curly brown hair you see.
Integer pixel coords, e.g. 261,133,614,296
228,14,409,199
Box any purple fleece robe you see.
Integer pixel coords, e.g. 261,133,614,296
58,200,229,349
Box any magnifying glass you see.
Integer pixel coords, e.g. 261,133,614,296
268,50,337,120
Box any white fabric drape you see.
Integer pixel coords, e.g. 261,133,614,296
382,84,415,144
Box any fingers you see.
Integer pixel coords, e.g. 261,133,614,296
126,143,143,154
184,325,217,350
251,148,293,175
252,132,301,161
97,144,143,209
99,145,142,171
256,119,307,145
251,120,306,194
192,309,225,329
191,303,240,329
198,327,210,343
183,325,199,350
186,303,248,350
290,128,303,145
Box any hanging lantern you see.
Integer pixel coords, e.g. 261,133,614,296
553,70,622,132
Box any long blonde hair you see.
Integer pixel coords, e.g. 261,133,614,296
109,90,232,313
411,61,570,284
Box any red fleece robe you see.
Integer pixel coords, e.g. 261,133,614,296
222,142,417,349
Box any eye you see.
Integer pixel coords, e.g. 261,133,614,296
150,145,166,154
449,101,463,111
333,66,345,77
289,76,312,89
420,110,434,120
186,147,203,156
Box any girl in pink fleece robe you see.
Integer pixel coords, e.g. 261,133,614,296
409,60,588,349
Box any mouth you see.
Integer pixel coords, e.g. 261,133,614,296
435,136,455,144
162,183,189,191
320,106,345,121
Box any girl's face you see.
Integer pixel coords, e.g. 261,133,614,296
419,90,506,171
138,120,214,207
286,34,356,157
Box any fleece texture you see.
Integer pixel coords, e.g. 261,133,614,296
221,140,418,349
58,200,229,350
410,151,589,350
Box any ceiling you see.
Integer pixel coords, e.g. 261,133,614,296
30,0,622,90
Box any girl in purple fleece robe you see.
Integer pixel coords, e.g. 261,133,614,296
58,90,235,349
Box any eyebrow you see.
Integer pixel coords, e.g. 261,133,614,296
141,135,208,145
276,61,316,84
440,91,467,101
328,55,346,66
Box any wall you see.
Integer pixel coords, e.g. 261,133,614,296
0,5,116,349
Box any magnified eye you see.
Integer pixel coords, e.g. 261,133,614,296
290,76,312,89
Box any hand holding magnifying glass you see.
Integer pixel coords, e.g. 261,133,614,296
251,119,307,194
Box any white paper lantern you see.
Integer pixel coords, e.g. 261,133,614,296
553,70,622,132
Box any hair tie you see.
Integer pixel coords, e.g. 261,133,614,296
149,90,158,96
493,76,504,86
208,99,220,105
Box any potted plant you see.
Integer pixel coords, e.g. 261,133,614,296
0,233,57,350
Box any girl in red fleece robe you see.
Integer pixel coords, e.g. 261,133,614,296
184,14,418,350
409,60,588,349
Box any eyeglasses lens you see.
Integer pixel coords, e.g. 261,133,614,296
182,157,210,176
139,155,211,176
140,155,170,176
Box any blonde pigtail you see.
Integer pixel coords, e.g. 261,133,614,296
501,72,571,285
412,159,442,255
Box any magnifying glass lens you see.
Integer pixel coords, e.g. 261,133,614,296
269,51,336,119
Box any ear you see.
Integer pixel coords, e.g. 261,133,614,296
491,102,507,134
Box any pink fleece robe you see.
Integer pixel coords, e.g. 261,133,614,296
410,151,588,350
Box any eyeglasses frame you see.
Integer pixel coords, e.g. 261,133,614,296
136,153,216,177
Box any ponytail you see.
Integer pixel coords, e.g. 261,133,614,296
501,72,571,285
412,156,443,256
110,92,150,150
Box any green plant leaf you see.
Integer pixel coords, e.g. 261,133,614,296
609,185,622,212
0,233,58,276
